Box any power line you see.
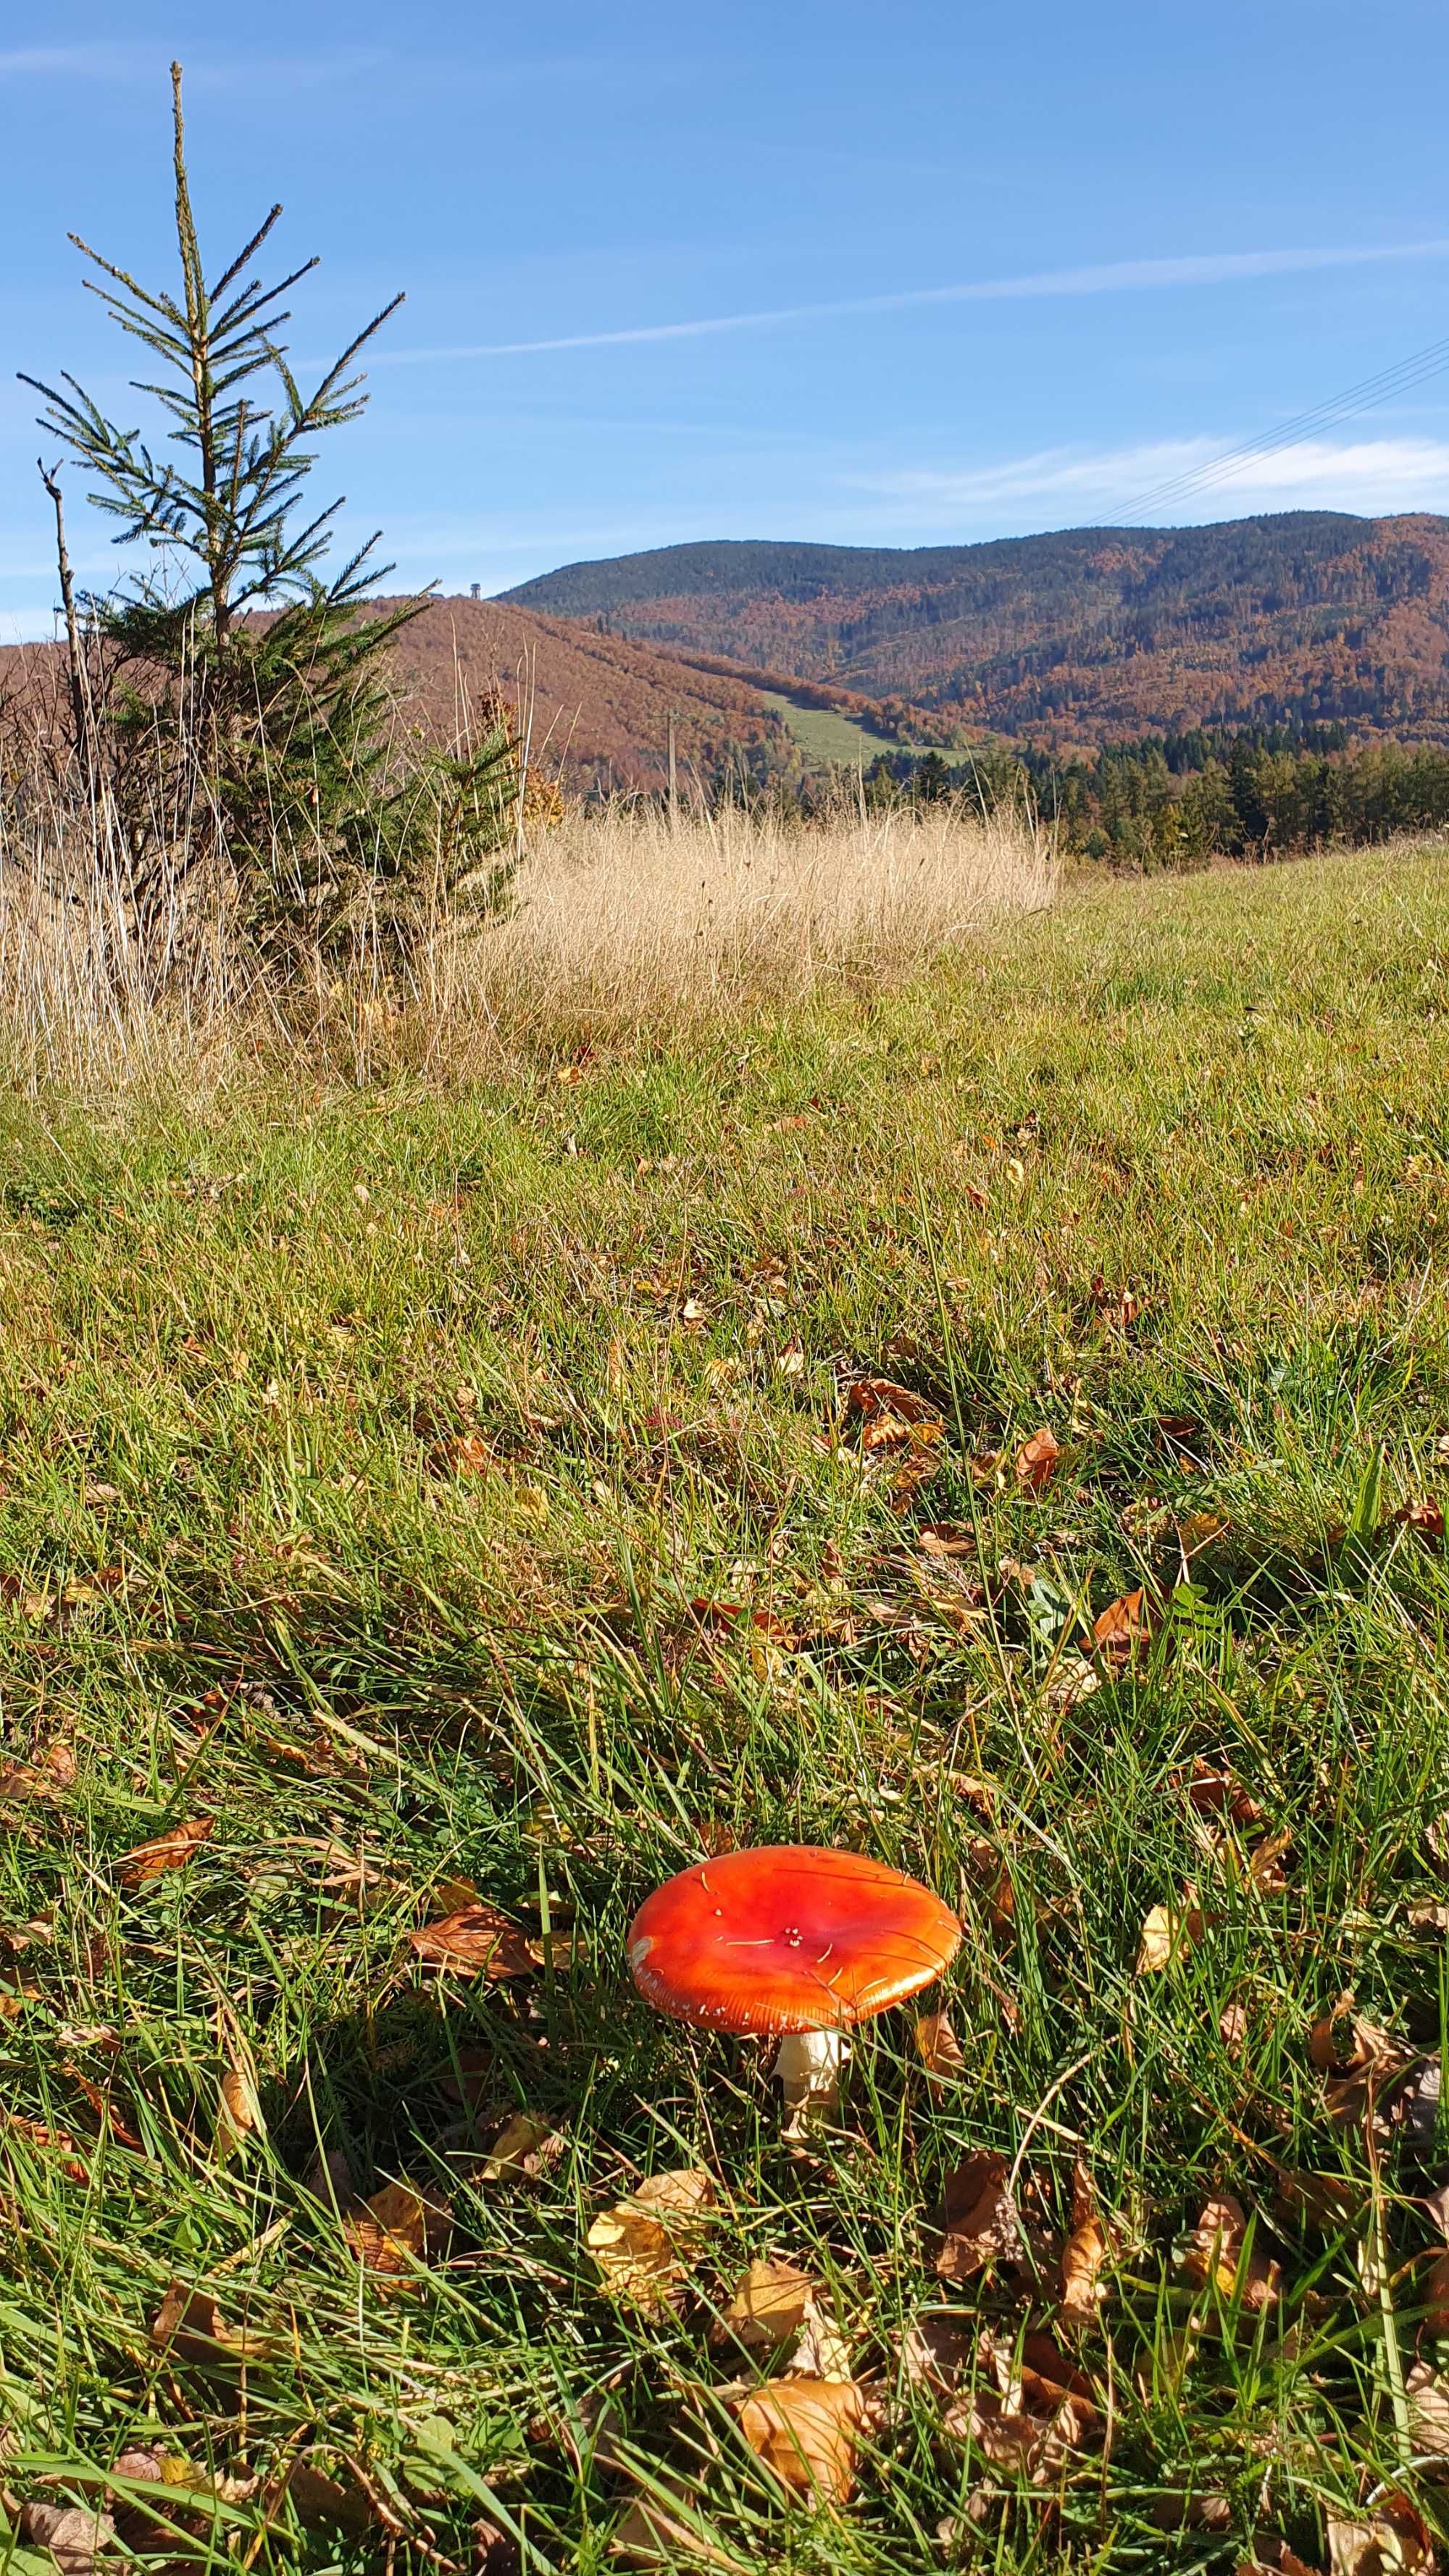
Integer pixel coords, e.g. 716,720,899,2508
1112,325,1449,524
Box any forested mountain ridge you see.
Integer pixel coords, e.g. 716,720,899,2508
504,511,1449,748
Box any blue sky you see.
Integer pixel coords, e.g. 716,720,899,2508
5,0,1449,639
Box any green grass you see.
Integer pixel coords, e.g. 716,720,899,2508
758,688,908,766
3,842,1449,2573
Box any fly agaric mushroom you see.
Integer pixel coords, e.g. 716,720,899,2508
627,1846,961,2133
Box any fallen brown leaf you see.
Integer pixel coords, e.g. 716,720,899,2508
1245,1828,1293,1895
940,2327,1101,2480
1388,1499,1445,1542
917,1523,975,1558
844,1376,941,1426
150,2279,271,2366
1182,2194,1281,2312
117,1816,213,1887
935,2149,1025,2281
270,2461,375,2539
20,2503,116,2576
1423,2249,1449,2335
1407,2359,1449,2460
611,2480,741,2570
901,2310,975,2397
915,2010,966,2084
407,1902,541,1979
1272,2168,1363,2233
711,2257,813,2349
1059,2216,1108,2328
441,1431,496,1477
1090,1274,1140,1329
1014,1426,1060,1494
1219,1999,1250,2054
1180,1757,1264,1828
1013,2330,1103,2444
964,1836,1016,1933
734,2376,869,2502
1,2112,89,2183
1327,2492,1435,2575
1093,1588,1151,1665
214,2061,262,2158
1408,1902,1449,1934
1149,2486,1233,2535
473,2517,525,2576
64,2066,143,2154
1244,2537,1323,2576
788,2302,853,2381
343,2180,454,2285
1308,1996,1410,2124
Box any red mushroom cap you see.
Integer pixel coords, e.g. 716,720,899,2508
627,1845,961,2036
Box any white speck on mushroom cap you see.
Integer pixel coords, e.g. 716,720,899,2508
628,1935,653,1970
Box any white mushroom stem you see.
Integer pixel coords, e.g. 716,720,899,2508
775,2027,848,2137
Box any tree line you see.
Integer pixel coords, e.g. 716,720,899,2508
861,725,1449,866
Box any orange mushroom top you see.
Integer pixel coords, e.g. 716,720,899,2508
627,1844,961,2036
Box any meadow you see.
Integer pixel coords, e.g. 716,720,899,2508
1,830,1448,2575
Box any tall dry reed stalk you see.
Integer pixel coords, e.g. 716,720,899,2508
0,746,1056,1092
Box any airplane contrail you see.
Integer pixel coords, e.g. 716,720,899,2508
375,239,1449,365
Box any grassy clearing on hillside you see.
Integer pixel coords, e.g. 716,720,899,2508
1,844,1448,2574
756,690,907,767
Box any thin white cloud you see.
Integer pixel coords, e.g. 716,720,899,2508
0,43,391,88
380,240,1449,365
0,45,144,77
853,434,1449,523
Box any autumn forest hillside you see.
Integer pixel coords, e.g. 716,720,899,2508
0,596,794,799
505,509,1449,750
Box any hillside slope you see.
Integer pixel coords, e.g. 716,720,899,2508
383,595,792,789
0,596,792,794
503,511,1449,748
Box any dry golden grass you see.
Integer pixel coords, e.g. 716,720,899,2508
0,776,1056,1089
454,794,1057,1031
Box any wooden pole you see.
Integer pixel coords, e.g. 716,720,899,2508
667,709,678,831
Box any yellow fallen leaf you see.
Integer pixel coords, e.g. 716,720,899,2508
588,2168,717,2309
480,2112,563,2183
711,2257,813,2349
734,2376,869,2502
1135,1902,1207,1973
